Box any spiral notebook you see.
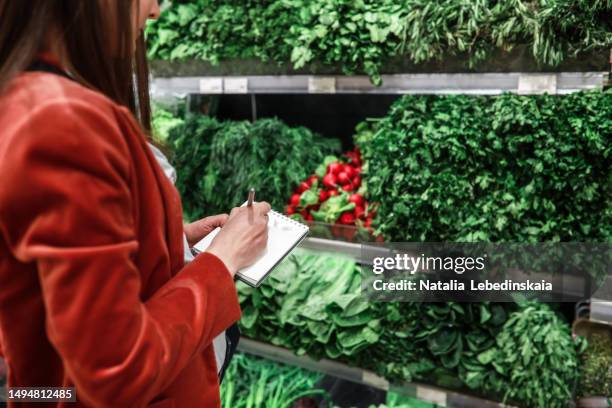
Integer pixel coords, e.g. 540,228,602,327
193,203,309,287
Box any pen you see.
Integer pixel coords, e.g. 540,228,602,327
247,188,255,207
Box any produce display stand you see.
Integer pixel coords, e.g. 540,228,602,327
238,338,516,408
590,276,612,325
590,300,612,326
572,319,612,407
299,236,377,265
149,55,608,98
150,55,610,408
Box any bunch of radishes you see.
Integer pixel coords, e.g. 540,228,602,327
285,148,378,239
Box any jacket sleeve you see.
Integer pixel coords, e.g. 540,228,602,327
0,99,241,407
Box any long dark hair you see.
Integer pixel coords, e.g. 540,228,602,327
0,0,152,131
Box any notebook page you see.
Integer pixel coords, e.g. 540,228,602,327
193,207,308,286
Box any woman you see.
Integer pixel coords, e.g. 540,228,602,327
0,1,269,407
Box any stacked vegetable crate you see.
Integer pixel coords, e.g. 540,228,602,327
147,2,612,407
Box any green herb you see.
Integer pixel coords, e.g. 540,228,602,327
147,1,612,84
361,91,612,242
166,114,221,220
578,332,612,398
164,113,340,220
483,303,581,408
220,353,327,408
151,106,185,143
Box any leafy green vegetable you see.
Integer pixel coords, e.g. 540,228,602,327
147,0,612,84
578,332,612,398
151,105,185,143
311,193,355,223
238,250,583,407
483,303,582,408
239,250,379,358
361,91,612,242
220,353,327,408
164,112,340,220
238,250,523,401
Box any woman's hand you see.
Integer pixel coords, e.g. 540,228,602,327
205,202,271,276
184,214,229,247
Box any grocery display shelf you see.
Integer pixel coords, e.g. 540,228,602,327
238,338,516,408
590,300,612,326
151,72,606,97
299,237,369,262
589,276,612,325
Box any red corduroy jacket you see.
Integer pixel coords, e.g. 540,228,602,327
0,66,240,407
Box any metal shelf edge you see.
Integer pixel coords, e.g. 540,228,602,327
151,72,606,96
590,299,612,326
298,237,390,265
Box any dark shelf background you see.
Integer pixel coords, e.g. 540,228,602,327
209,94,400,150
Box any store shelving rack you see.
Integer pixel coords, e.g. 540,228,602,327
152,71,606,99
150,54,611,408
150,52,610,98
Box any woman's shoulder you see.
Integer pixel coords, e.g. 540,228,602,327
1,71,121,124
0,72,134,178
0,71,135,147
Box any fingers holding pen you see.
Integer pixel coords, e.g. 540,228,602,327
229,201,270,222
207,201,271,275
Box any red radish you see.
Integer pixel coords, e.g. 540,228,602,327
355,166,362,174
328,162,342,175
305,213,314,221
290,193,301,207
347,152,361,166
343,228,356,241
309,204,320,211
308,175,318,186
331,224,343,238
354,205,365,219
297,182,310,193
352,175,361,188
346,151,359,161
286,205,296,215
319,190,329,202
328,189,339,197
364,218,373,228
339,212,356,225
348,193,364,206
300,209,309,219
343,164,355,178
342,184,353,192
323,173,337,188
337,172,350,185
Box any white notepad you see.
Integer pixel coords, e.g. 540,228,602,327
193,203,309,287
